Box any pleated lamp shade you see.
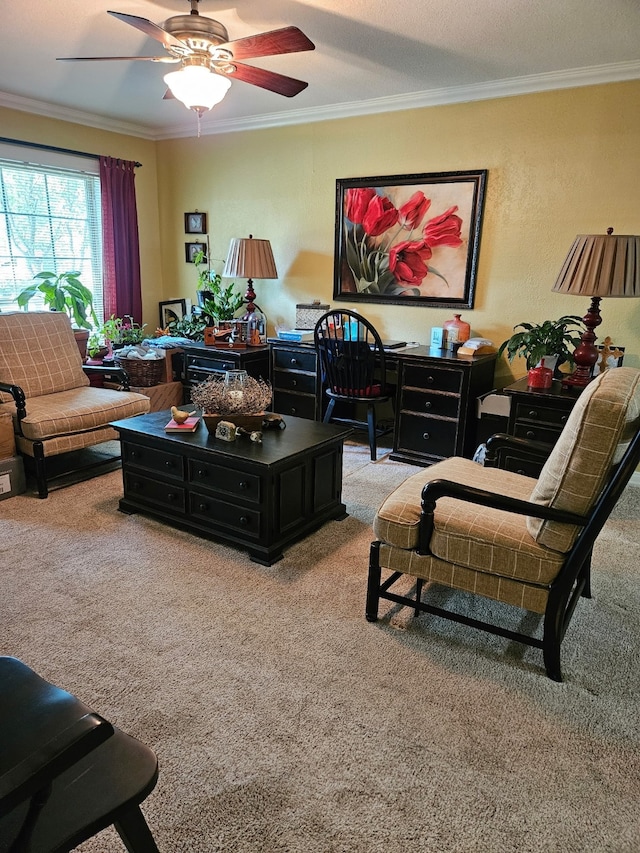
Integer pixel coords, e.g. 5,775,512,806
551,229,640,388
552,233,640,298
223,235,278,282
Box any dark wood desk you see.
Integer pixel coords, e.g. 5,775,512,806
179,341,270,403
269,340,497,467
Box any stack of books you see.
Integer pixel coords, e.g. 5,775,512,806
164,416,200,433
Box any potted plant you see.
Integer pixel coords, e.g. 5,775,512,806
498,315,585,375
17,270,99,359
99,315,147,359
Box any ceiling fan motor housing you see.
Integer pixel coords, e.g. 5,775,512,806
163,14,229,52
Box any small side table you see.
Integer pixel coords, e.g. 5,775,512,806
502,378,583,476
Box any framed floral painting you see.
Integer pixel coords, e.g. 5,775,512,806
333,169,487,309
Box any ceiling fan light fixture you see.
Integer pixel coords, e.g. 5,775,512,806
163,64,231,114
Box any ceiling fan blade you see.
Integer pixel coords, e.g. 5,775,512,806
217,26,314,61
107,10,190,52
222,62,308,97
57,56,179,63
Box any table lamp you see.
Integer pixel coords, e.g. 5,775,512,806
223,235,278,318
551,228,640,388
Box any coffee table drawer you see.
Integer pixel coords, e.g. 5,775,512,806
189,491,261,538
123,442,184,481
188,459,261,502
123,471,186,512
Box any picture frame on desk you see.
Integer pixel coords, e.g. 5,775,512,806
159,298,191,328
333,169,487,310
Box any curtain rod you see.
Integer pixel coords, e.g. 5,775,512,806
0,136,142,168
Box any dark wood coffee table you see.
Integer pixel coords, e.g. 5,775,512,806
110,411,352,565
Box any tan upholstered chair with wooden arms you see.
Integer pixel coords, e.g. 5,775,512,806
0,311,151,498
367,367,640,680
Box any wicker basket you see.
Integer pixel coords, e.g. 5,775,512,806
114,355,165,387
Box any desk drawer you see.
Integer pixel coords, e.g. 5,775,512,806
513,401,572,428
513,423,563,444
123,442,184,481
396,413,457,459
273,389,317,419
400,388,460,419
273,370,317,394
189,491,261,539
188,459,261,503
273,348,316,373
123,471,186,512
402,364,463,394
187,354,240,374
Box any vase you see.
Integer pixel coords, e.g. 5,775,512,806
527,358,553,389
443,314,471,345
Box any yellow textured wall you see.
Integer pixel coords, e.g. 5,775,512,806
157,80,640,386
0,107,163,331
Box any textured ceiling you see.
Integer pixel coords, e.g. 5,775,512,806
1,0,639,139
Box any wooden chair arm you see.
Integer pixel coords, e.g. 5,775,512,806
417,477,588,555
484,432,555,468
82,365,131,391
0,381,27,424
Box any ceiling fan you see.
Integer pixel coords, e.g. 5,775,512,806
58,0,315,118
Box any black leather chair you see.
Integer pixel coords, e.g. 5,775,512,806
0,656,159,852
314,309,393,460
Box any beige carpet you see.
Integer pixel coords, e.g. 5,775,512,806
2,440,640,852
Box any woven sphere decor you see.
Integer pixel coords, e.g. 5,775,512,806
190,375,273,416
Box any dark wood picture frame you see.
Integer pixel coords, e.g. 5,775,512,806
185,242,207,263
184,212,207,234
333,169,487,309
159,298,191,328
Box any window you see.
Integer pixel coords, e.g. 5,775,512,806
0,152,103,325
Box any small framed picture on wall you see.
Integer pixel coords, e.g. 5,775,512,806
185,242,207,263
184,212,207,234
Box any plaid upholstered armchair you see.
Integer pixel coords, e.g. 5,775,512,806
0,311,150,498
367,367,640,680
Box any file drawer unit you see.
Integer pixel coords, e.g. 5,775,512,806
390,347,497,467
270,343,322,420
502,378,581,477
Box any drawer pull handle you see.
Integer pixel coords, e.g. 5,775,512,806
165,460,173,468
239,516,249,526
291,407,297,414
426,376,434,384
197,469,207,478
132,480,142,490
130,450,137,458
292,379,297,387
517,469,526,476
526,430,535,439
239,481,249,490
290,358,298,366
422,432,430,441
561,414,568,422
167,492,177,502
528,410,538,418
424,401,432,410
198,503,208,512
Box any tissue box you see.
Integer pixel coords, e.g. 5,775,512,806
0,455,26,500
296,302,330,329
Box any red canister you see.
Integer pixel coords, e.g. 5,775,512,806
527,358,553,389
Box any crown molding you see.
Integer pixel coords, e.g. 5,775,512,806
0,91,157,140
2,60,640,142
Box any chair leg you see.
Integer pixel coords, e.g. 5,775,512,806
580,553,592,599
414,578,424,617
323,398,336,424
114,804,159,853
33,441,49,499
366,542,382,622
366,404,377,461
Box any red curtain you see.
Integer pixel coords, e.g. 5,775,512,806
99,156,142,321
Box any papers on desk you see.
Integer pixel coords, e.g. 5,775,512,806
276,329,314,342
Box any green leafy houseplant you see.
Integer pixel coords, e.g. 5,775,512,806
498,315,585,371
192,248,243,323
17,270,98,330
100,315,147,347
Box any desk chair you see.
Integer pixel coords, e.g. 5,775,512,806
367,367,640,680
0,656,159,852
314,309,393,460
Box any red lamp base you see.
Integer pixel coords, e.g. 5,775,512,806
561,296,602,389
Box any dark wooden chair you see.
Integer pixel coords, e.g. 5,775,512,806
367,367,640,680
314,309,393,460
0,656,159,852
